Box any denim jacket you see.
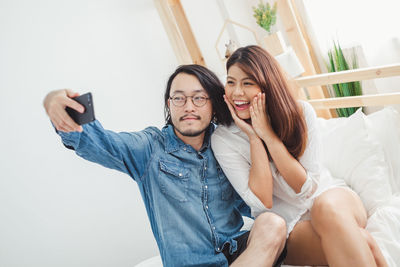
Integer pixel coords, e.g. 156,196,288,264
57,120,250,267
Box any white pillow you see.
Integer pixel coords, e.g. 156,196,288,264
366,107,400,194
317,109,392,215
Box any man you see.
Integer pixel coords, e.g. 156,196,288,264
43,64,287,266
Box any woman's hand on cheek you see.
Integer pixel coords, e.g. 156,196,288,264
224,95,257,139
250,93,275,140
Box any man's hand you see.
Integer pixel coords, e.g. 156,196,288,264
43,89,84,132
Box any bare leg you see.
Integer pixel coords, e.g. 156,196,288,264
360,228,388,267
231,212,286,267
310,188,383,267
284,189,388,267
284,220,327,266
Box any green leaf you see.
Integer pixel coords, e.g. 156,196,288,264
327,40,363,117
253,0,278,33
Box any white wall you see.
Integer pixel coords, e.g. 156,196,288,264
0,0,178,266
303,0,400,97
181,0,291,78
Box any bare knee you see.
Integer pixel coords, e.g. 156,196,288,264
311,194,345,231
311,189,367,232
250,212,287,250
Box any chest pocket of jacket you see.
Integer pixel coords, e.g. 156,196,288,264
217,165,234,201
159,159,189,202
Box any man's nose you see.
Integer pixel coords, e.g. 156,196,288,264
183,97,196,111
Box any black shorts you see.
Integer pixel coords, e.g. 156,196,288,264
222,231,287,266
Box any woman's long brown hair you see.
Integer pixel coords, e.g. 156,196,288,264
226,45,307,159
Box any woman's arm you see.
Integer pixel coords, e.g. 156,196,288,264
248,136,274,208
221,96,274,210
250,93,307,193
263,135,306,193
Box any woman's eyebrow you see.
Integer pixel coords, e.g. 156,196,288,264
227,76,252,81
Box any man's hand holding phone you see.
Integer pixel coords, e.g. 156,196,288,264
43,89,94,133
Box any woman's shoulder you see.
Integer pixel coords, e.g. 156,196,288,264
211,123,247,149
213,123,240,137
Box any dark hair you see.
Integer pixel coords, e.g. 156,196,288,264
226,45,307,158
164,64,232,126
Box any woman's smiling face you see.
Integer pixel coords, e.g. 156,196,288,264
225,64,262,120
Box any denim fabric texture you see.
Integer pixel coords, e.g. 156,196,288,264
57,120,250,267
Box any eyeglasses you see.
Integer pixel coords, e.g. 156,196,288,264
169,94,210,107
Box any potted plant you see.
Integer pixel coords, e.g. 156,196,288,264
327,41,363,117
253,0,285,56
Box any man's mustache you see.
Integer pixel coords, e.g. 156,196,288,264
179,114,201,121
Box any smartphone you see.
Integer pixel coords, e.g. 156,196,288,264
66,92,95,125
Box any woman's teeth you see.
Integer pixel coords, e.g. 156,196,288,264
234,101,249,106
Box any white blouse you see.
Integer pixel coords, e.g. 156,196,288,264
211,100,343,234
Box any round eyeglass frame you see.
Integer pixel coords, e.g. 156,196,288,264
169,95,210,107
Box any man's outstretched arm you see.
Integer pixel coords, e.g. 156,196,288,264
43,89,154,181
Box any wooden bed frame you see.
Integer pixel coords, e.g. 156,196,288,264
295,64,400,113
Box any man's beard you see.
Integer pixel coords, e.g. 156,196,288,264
172,114,209,137
174,124,209,137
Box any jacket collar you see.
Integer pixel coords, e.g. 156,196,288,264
162,124,214,153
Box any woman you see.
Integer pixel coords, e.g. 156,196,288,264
211,45,387,266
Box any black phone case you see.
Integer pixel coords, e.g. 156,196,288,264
66,92,95,125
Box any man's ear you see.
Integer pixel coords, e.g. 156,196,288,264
167,99,170,109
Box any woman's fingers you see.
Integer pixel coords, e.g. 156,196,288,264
262,93,266,107
252,95,260,117
250,105,256,120
258,93,263,113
